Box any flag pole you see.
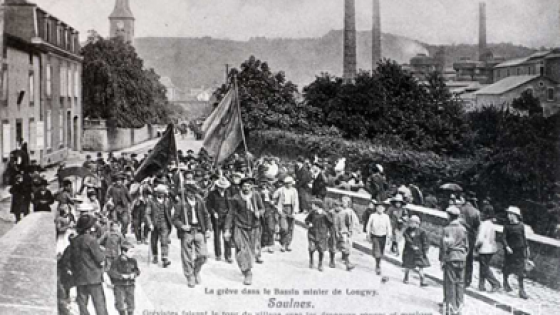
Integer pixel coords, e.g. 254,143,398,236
233,75,252,176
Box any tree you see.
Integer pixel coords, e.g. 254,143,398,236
511,90,543,116
82,36,170,128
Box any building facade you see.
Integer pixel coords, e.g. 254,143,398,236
0,0,83,182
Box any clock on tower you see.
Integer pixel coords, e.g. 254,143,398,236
109,0,135,45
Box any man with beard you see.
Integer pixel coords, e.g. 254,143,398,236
225,177,265,285
206,177,233,263
145,185,174,268
174,184,212,287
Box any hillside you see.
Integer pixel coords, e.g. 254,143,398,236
135,30,429,91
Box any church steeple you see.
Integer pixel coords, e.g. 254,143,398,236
109,0,135,45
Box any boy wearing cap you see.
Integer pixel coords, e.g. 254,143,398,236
365,200,392,275
108,241,140,315
99,221,126,275
146,184,174,268
333,197,356,271
305,199,332,271
273,176,300,252
439,206,468,315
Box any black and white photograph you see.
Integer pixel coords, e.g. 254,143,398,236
0,0,559,314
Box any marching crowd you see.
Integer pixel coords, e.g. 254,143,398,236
4,144,536,315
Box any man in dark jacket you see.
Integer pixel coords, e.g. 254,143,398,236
206,177,233,262
174,184,212,287
60,215,108,315
440,206,468,315
311,163,328,200
225,177,265,285
295,158,313,214
146,185,174,268
106,174,132,235
460,192,481,288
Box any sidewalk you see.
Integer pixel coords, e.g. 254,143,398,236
294,214,559,315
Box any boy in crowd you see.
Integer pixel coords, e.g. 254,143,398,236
99,221,126,286
108,241,140,315
305,199,332,271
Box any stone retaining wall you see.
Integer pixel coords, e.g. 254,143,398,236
82,119,155,152
326,188,560,290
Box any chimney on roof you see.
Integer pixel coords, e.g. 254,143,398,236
479,2,487,61
343,0,357,83
372,0,382,69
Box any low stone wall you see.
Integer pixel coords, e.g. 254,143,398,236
0,212,56,314
82,119,155,152
326,188,560,290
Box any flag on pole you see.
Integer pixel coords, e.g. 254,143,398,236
134,124,177,182
202,87,243,165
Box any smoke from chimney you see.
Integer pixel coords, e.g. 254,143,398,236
479,2,487,61
343,0,357,83
372,0,382,69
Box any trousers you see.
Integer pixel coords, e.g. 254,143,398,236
211,218,232,259
465,235,476,286
180,231,208,277
279,215,294,247
76,284,108,315
443,261,465,315
114,285,135,312
479,253,500,289
151,225,170,259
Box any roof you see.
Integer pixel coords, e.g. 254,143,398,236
474,75,542,95
109,0,134,19
494,50,552,68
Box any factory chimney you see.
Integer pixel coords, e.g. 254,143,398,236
435,46,446,74
479,2,487,61
372,0,382,69
343,0,357,83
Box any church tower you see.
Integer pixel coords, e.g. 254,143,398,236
109,0,135,45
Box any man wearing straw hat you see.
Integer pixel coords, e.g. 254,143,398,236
207,177,233,263
174,184,212,288
273,176,300,252
145,184,174,268
225,177,265,285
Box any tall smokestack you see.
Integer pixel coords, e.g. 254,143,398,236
479,2,487,61
372,0,382,69
343,0,357,83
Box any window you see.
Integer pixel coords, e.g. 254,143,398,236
59,112,64,147
548,88,555,101
60,65,66,97
46,21,51,42
2,120,10,159
68,65,72,97
2,64,8,102
507,69,510,77
28,118,35,152
46,110,52,149
46,65,52,97
29,72,34,105
74,69,79,97
517,68,521,76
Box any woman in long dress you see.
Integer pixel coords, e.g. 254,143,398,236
402,215,430,286
502,206,530,300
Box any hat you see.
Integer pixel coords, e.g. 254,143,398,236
446,206,461,216
409,215,421,224
187,149,194,154
284,176,295,185
311,199,324,208
121,240,134,250
391,194,407,204
113,173,125,181
231,172,244,178
154,184,168,194
376,164,384,173
215,177,231,189
370,199,388,206
466,191,478,201
76,203,94,212
87,188,97,196
76,214,97,231
240,177,256,186
506,206,522,217
184,184,200,194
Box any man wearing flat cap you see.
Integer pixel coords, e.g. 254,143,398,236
106,173,132,235
207,177,233,262
440,206,468,315
225,177,265,285
460,191,481,288
174,183,212,287
145,184,174,268
60,214,108,315
273,176,299,252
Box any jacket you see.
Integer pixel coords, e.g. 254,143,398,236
305,210,333,241
106,184,132,210
333,208,354,238
33,189,55,212
173,195,212,238
475,219,498,254
366,212,392,237
295,165,313,188
108,255,140,286
225,192,265,231
206,189,231,221
60,233,105,286
311,172,328,199
439,220,468,263
145,197,174,230
273,186,300,216
99,231,125,258
460,202,481,238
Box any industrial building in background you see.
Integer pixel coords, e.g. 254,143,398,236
0,0,83,184
343,0,357,83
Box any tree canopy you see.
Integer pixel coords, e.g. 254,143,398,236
82,34,171,128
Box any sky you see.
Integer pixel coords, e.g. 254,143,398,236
31,0,560,48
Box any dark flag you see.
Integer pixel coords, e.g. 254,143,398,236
134,124,177,182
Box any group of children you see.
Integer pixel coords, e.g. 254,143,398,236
304,195,430,287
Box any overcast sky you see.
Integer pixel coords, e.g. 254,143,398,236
33,0,560,48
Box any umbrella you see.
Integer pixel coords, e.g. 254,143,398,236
439,183,463,192
58,167,96,180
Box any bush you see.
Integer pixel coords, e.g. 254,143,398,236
247,130,475,189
